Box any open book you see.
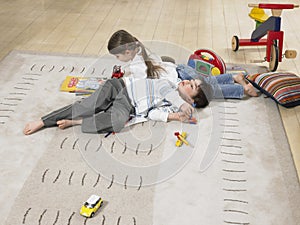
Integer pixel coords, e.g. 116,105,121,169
60,76,106,95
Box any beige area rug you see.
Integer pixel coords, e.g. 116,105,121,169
0,51,299,225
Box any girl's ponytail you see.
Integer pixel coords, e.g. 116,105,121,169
136,40,164,79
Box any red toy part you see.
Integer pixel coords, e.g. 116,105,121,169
257,3,296,9
67,77,79,88
111,65,124,79
189,49,226,75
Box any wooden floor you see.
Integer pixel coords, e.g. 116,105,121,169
0,0,299,178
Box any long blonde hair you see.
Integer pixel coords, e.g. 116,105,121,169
107,30,164,79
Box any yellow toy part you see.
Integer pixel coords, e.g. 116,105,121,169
175,131,189,147
175,139,183,147
249,7,269,23
211,67,221,76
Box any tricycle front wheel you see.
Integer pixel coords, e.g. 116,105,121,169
232,36,239,51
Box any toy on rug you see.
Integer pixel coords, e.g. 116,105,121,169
111,65,124,78
231,3,299,72
187,49,226,77
80,194,103,218
175,131,189,147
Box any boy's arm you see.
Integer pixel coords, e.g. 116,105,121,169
167,112,182,121
148,107,197,123
164,91,195,121
167,112,197,123
179,102,194,118
147,108,169,122
148,105,185,122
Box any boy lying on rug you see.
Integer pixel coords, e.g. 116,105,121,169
23,77,211,135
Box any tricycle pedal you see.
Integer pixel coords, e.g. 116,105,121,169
284,50,297,58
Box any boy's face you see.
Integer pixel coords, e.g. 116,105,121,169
178,79,201,103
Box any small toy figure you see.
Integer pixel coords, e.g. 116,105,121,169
111,65,124,78
80,195,103,218
175,131,189,147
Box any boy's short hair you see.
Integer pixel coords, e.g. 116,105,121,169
192,80,213,108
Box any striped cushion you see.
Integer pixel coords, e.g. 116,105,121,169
247,72,300,108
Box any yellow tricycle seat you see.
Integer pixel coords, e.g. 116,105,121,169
249,7,269,23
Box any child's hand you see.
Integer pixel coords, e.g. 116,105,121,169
179,102,194,118
167,112,197,124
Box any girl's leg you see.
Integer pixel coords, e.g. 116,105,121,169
24,104,83,135
176,64,201,80
206,73,257,98
23,119,45,135
24,79,125,135
57,119,82,129
81,90,134,133
42,79,123,127
202,74,236,99
204,76,225,99
217,84,244,99
214,73,235,84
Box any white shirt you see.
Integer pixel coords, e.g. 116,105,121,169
123,47,180,84
123,77,185,122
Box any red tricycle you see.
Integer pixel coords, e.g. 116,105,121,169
232,3,299,71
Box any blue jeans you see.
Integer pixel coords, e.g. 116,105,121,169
176,64,244,99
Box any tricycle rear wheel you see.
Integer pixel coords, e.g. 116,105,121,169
269,44,279,71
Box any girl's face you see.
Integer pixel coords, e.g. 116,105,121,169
114,49,136,62
178,79,202,103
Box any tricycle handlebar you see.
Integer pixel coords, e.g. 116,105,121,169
248,3,299,9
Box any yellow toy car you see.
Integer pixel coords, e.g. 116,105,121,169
80,195,103,218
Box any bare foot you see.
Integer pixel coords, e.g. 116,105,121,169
57,119,82,129
233,73,258,97
233,73,245,84
244,83,258,97
23,120,45,135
